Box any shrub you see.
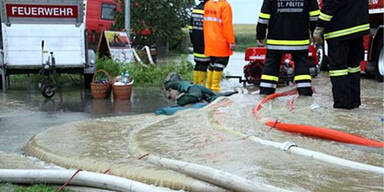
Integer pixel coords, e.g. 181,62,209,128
95,56,122,78
96,55,193,86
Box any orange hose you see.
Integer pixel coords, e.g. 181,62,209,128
253,89,384,148
252,89,297,118
266,120,384,148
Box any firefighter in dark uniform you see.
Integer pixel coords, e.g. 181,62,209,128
257,0,320,96
313,0,369,109
189,0,210,86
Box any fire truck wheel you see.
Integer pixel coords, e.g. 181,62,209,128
41,84,56,98
316,45,329,71
375,41,383,82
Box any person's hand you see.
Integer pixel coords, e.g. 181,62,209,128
257,39,265,46
313,27,325,44
229,43,236,50
169,89,181,101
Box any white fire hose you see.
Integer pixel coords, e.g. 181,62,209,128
141,154,293,192
207,100,384,175
0,169,176,192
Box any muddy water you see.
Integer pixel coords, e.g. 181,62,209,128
0,87,169,153
1,51,384,191
23,70,384,191
133,79,384,192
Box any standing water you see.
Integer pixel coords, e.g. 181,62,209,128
1,52,383,192
0,86,169,153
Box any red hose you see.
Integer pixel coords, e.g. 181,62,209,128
288,95,298,111
266,120,384,148
252,89,297,118
253,88,384,148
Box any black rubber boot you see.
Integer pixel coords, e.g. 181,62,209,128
297,87,313,96
260,87,276,95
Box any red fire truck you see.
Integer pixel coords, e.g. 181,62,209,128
362,0,383,82
85,0,121,45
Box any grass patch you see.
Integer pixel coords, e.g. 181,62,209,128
0,183,77,192
96,55,193,86
234,24,257,52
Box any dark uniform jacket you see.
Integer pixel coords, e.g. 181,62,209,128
318,0,369,41
257,0,319,51
189,2,208,60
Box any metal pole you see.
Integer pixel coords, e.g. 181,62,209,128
125,0,130,40
0,50,5,93
1,69,5,93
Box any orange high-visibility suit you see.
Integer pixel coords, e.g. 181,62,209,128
204,0,235,57
203,0,235,91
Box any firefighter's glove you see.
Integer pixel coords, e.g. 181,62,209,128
313,27,325,44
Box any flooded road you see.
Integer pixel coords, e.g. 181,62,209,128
1,52,384,191
0,52,246,153
0,87,169,153
25,73,384,191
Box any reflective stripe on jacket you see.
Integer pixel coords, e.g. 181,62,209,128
257,0,319,52
318,0,369,41
204,0,235,57
190,2,206,55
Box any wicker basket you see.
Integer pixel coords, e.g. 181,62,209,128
113,79,133,100
91,69,111,99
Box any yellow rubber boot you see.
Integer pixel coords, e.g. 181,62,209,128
198,71,207,86
193,70,200,85
206,69,213,89
211,70,223,92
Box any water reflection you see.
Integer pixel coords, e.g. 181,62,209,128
91,99,114,115
113,99,132,114
0,86,168,152
1,86,168,115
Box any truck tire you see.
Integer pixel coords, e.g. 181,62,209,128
41,84,55,98
316,44,329,71
375,40,383,82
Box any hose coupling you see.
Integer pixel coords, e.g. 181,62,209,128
281,141,297,151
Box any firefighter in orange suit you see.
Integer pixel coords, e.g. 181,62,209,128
203,0,235,92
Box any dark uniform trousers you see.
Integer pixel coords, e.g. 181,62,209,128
194,60,210,72
260,51,313,96
208,57,229,71
328,36,363,109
